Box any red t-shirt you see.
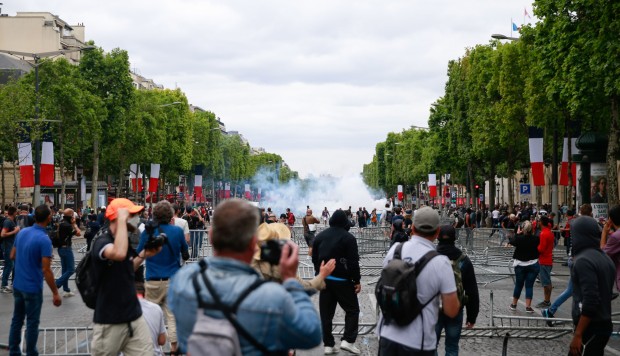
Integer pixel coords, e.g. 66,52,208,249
538,227,555,265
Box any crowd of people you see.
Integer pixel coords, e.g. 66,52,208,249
0,196,618,355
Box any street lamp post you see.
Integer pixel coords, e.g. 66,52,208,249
0,47,94,206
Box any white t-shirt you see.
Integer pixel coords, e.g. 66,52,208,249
139,298,166,356
378,236,456,351
492,209,500,219
174,217,190,236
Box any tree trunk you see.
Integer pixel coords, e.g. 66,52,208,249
608,95,620,206
13,159,18,204
91,139,100,210
1,159,5,208
508,174,514,210
58,123,67,210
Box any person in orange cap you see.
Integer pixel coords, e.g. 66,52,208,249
89,198,161,356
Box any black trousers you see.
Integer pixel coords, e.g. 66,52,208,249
319,279,359,346
378,337,435,356
570,321,612,356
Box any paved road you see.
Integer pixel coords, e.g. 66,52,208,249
2,237,620,355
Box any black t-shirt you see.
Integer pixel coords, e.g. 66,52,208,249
58,220,75,247
91,231,142,324
16,214,34,229
2,218,16,242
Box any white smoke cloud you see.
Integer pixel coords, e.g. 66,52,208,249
252,169,387,216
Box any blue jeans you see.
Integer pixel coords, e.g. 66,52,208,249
9,288,43,356
513,263,540,300
189,231,203,259
549,277,573,315
2,239,14,287
55,247,75,292
435,309,464,356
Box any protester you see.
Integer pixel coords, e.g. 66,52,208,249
321,207,330,226
435,225,479,356
84,213,101,251
169,199,322,354
301,209,321,256
378,207,460,355
1,206,19,293
601,205,620,291
90,198,160,355
389,217,408,247
172,204,190,244
509,220,540,313
136,283,167,356
312,209,362,354
568,215,615,356
184,206,205,259
54,209,81,298
8,205,61,356
535,216,554,308
137,200,189,353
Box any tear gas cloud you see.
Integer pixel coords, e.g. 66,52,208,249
252,169,387,216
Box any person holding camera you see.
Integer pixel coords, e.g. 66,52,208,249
252,222,335,289
137,200,189,353
90,198,161,356
169,199,322,354
54,209,81,298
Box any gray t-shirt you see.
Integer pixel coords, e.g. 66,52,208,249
378,236,456,350
139,298,167,356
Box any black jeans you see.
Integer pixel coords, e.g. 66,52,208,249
378,337,435,356
571,321,612,356
319,279,359,346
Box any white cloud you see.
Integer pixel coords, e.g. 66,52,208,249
6,0,529,177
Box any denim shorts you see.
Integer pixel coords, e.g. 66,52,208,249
539,264,552,286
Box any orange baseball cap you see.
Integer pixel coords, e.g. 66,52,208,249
105,198,144,221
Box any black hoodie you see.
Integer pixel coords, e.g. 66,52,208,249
570,216,615,328
436,243,480,324
312,210,361,284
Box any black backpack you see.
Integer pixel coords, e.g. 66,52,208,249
375,243,439,327
75,228,108,309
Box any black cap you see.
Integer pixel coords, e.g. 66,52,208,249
438,225,456,245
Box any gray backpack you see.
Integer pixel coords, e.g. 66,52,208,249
188,259,281,356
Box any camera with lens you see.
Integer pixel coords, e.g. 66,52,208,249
260,239,291,265
143,221,168,250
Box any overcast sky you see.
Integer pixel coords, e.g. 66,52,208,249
6,1,532,179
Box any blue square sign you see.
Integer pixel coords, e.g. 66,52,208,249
520,184,531,195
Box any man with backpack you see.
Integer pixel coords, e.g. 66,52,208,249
89,198,160,355
434,225,479,356
169,199,322,355
136,200,189,353
377,207,460,355
286,207,296,227
54,209,81,298
16,205,34,230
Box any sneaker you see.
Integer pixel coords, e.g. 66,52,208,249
509,304,517,311
525,306,535,313
1,286,12,294
340,340,360,354
324,346,339,355
535,300,551,308
541,308,555,327
63,291,75,298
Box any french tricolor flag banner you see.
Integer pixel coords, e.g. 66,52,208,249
559,138,578,187
18,142,34,188
194,175,203,197
397,185,404,201
40,141,54,186
528,127,545,186
149,164,160,193
245,184,251,200
130,164,142,192
428,174,437,197
224,182,231,199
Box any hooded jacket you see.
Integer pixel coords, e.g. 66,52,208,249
570,216,615,327
312,210,361,284
436,242,480,325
